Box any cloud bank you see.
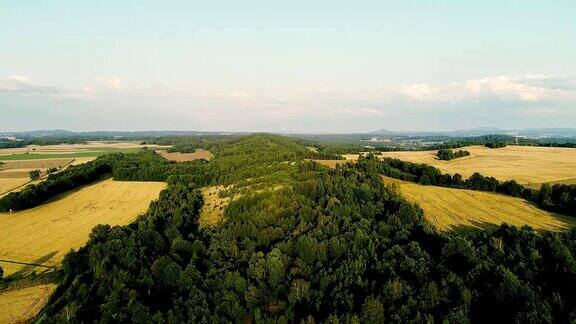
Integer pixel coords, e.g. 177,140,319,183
1,74,575,132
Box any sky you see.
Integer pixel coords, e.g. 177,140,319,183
1,0,575,133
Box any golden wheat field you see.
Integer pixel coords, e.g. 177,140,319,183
0,284,56,323
0,178,31,196
379,145,576,187
0,179,166,276
382,176,576,231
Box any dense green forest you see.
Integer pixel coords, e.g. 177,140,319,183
7,134,568,323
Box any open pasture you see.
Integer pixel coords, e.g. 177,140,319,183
380,145,576,187
383,176,576,231
0,179,165,276
158,149,214,162
0,284,57,323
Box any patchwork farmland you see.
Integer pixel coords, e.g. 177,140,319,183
379,145,576,187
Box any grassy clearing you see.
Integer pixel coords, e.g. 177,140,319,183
312,160,347,168
0,179,166,276
199,185,232,228
199,182,285,228
379,145,576,186
158,149,214,162
0,284,56,323
382,176,576,232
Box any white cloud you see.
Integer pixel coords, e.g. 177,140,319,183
401,83,438,101
400,74,574,103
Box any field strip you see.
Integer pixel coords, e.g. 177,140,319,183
0,179,166,276
382,176,576,231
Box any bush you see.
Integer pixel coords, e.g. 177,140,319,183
29,169,41,181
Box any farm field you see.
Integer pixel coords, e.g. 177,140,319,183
0,179,166,276
0,178,31,197
0,141,170,161
0,284,56,323
0,158,95,197
379,145,576,187
158,149,214,162
382,176,576,231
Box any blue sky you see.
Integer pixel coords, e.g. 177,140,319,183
1,0,575,132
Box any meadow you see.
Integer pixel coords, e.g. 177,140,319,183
199,185,231,227
382,176,576,231
158,149,214,162
0,179,165,276
379,145,576,187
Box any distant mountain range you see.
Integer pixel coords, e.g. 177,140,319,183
2,127,576,140
370,127,576,138
0,130,244,139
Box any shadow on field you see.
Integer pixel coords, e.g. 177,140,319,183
448,221,498,236
6,251,59,280
37,174,112,205
449,217,575,236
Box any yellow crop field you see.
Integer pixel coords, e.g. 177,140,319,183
0,158,74,171
380,145,576,187
0,284,56,323
0,179,166,276
0,178,31,197
382,177,576,231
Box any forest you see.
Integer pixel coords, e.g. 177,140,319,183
0,134,566,323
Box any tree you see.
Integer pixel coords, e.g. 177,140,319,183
29,169,41,181
538,184,553,209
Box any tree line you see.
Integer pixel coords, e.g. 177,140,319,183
437,149,470,160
